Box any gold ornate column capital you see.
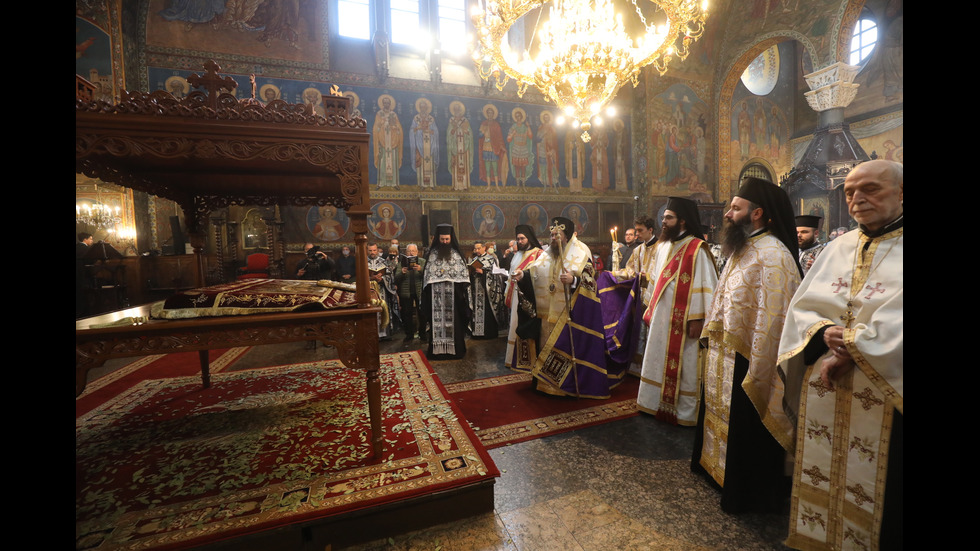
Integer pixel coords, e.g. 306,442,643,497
803,62,861,112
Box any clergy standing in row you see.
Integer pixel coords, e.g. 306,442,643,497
607,216,659,375
504,225,544,372
513,217,621,398
777,160,903,551
692,177,802,514
469,241,503,339
636,197,718,425
421,225,471,360
796,214,827,275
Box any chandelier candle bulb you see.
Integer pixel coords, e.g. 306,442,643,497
471,0,708,139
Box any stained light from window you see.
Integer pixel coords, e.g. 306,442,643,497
849,19,877,65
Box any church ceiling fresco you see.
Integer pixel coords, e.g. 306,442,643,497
144,0,326,66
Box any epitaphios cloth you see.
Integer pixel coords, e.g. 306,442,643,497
151,279,364,319
75,351,498,550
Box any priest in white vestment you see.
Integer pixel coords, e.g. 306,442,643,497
777,160,903,551
636,197,717,425
692,177,802,514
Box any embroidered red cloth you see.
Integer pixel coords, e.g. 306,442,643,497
152,279,361,319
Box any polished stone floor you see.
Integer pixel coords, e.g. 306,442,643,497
87,333,793,551
222,335,793,551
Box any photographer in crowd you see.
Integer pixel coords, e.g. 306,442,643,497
296,243,334,280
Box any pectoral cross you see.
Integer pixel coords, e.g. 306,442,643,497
840,301,856,328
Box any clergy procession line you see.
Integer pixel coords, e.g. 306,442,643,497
309,160,903,551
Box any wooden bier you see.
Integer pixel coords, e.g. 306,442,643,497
75,61,384,458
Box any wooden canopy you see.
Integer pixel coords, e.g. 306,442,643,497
75,60,373,303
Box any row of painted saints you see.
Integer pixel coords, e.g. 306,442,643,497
372,95,630,192
161,78,629,192
305,201,589,242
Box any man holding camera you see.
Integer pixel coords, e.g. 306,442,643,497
296,243,334,280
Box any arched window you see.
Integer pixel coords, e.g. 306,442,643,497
849,16,878,66
739,162,774,183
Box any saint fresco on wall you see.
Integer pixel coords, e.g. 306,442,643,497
411,97,439,188
306,206,349,242
518,204,550,238
373,94,404,190
473,204,505,239
369,202,406,241
479,104,509,190
561,204,589,235
447,101,473,191
730,96,791,178
648,83,712,197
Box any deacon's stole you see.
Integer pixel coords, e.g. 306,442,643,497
505,248,543,372
642,238,709,424
505,248,543,309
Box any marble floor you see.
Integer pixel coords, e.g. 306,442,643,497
86,334,793,551
222,335,793,551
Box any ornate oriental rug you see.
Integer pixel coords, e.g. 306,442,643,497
75,351,499,550
445,373,640,449
75,348,251,415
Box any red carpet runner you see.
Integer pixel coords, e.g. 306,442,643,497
445,373,640,449
75,351,498,550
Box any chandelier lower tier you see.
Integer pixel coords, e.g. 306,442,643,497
471,0,708,141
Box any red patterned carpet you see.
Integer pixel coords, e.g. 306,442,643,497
75,351,498,550
445,373,640,449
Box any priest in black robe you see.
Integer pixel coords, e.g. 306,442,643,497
468,241,503,339
421,225,471,360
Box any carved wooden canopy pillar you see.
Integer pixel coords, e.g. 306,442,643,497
75,61,373,303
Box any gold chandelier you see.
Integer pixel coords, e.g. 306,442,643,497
471,0,709,141
76,184,122,231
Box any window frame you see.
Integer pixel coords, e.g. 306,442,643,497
848,15,878,67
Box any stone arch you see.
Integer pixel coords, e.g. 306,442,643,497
832,0,868,67
716,32,816,201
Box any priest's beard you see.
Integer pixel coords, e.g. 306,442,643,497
548,237,565,259
799,235,816,249
721,217,753,258
660,223,682,242
436,243,453,261
517,242,529,252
